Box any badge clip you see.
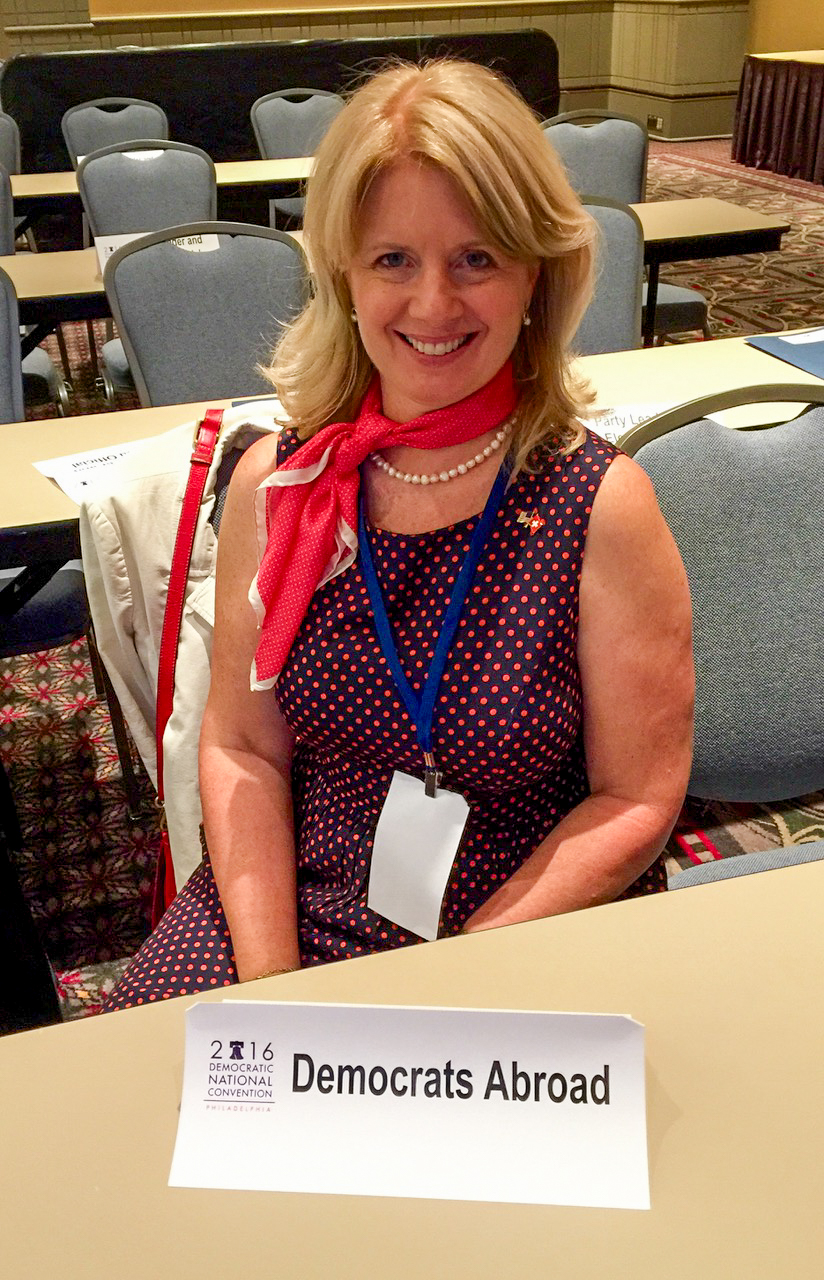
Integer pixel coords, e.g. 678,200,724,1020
424,751,441,799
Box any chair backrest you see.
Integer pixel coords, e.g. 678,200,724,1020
543,110,647,205
624,384,824,802
104,221,310,407
76,140,217,238
573,198,643,355
60,97,169,167
0,162,15,255
0,111,21,174
0,265,25,423
250,88,344,160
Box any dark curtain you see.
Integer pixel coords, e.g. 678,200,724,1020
0,31,560,174
733,54,824,183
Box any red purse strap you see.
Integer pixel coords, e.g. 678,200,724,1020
155,408,223,806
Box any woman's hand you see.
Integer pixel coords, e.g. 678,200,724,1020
463,453,694,931
199,434,302,981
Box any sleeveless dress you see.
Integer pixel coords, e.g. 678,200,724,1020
105,426,666,1010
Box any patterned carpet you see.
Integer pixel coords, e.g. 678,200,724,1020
4,138,824,1022
1,641,158,1017
647,138,824,336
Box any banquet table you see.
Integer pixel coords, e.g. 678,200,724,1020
1,856,822,1279
10,157,315,223
4,332,822,538
732,50,824,181
4,194,788,355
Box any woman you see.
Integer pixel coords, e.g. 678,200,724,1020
107,60,692,1007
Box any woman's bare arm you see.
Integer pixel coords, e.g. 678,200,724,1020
463,454,694,932
198,435,302,980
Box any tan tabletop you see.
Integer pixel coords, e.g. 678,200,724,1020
632,196,790,246
0,246,102,301
3,334,822,534
578,328,824,405
0,398,225,531
2,198,787,312
213,155,314,186
1,859,823,1279
630,198,790,344
246,199,793,349
10,156,315,204
751,49,824,63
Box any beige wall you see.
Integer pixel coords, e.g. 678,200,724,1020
748,0,824,53
2,0,749,139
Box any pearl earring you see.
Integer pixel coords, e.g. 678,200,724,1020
522,311,532,327
350,307,358,322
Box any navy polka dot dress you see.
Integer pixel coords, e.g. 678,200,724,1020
105,426,665,1010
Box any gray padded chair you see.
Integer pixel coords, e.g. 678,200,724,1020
60,97,169,167
0,112,20,177
0,265,141,821
0,264,24,423
621,384,824,886
574,198,643,355
250,88,344,223
0,110,35,249
0,167,69,414
544,110,710,342
2,112,69,371
544,111,648,205
77,139,216,238
61,98,170,394
104,221,310,406
77,140,217,402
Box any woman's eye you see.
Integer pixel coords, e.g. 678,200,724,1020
377,251,408,269
462,250,494,270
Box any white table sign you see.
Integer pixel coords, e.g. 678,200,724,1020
171,232,220,252
170,1001,649,1209
34,439,145,503
94,232,143,275
583,402,674,443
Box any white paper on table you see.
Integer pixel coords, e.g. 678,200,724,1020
583,402,674,443
171,232,220,253
169,1000,649,1210
94,232,143,275
34,439,145,504
782,327,824,345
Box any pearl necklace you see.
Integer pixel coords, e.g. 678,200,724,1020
369,422,512,485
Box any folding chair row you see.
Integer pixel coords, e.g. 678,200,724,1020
543,109,711,344
0,166,69,414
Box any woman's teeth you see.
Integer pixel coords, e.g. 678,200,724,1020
404,335,469,356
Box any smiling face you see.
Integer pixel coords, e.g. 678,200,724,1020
346,159,538,423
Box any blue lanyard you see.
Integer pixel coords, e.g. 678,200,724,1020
358,463,508,795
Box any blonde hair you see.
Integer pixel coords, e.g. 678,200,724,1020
267,59,596,471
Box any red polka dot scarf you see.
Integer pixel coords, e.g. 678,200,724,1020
249,360,517,687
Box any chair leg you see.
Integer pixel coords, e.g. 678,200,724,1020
0,757,23,852
54,325,73,388
85,319,102,386
87,630,143,820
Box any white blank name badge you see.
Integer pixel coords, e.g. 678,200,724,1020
367,770,469,941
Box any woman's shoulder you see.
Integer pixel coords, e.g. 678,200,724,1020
518,426,621,495
227,429,283,493
584,447,673,561
569,426,623,469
